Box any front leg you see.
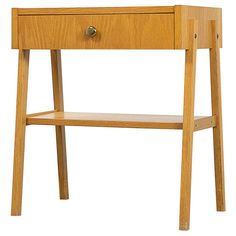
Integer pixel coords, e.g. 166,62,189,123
11,50,30,216
179,20,198,230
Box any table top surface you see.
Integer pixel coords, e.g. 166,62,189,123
14,5,221,15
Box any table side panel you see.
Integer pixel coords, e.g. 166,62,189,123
175,6,222,49
12,9,19,48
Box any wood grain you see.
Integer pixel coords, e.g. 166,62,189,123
175,5,222,49
194,115,216,131
11,6,225,229
179,20,198,230
25,111,215,131
12,6,222,50
12,8,19,48
11,50,30,216
17,6,174,15
18,14,174,49
26,110,56,118
209,20,225,211
51,50,69,200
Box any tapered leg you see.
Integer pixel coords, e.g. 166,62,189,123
179,21,198,230
209,21,225,211
51,50,69,199
11,50,30,216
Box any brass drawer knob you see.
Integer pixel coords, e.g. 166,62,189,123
86,26,97,38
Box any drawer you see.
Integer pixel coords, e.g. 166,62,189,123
17,14,174,49
12,6,222,49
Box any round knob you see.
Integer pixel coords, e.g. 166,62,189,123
86,26,97,38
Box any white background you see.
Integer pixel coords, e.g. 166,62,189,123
0,0,234,235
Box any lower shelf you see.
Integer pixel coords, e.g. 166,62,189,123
26,111,216,131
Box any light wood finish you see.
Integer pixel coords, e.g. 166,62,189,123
179,20,198,230
11,5,225,230
11,50,30,216
209,21,225,211
16,6,175,15
12,8,18,48
18,14,174,49
51,50,69,200
175,6,222,49
12,5,222,50
26,110,56,118
194,115,216,131
25,111,215,130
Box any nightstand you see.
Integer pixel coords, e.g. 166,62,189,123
11,5,225,230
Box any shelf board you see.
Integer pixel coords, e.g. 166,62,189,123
26,111,216,131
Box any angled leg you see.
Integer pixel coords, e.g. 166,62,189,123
209,21,225,211
179,20,198,230
51,50,69,199
11,50,30,215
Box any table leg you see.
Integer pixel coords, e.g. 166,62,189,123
11,50,30,215
179,20,198,230
209,20,225,212
51,50,69,199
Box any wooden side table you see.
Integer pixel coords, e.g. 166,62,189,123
11,5,225,230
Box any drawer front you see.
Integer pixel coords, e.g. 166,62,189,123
18,14,174,49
